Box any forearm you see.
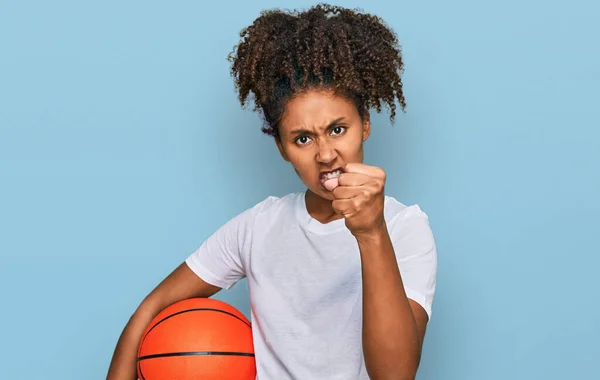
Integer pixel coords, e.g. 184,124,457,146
357,225,421,380
106,302,157,380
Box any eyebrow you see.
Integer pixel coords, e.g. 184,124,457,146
289,117,346,137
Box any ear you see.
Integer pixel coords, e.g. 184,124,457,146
275,136,290,162
362,115,371,142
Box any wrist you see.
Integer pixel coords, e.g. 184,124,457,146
354,222,388,246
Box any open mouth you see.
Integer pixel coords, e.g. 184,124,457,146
319,167,344,185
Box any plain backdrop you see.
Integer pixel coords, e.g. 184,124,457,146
1,1,598,379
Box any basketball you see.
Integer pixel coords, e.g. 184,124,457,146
137,298,256,380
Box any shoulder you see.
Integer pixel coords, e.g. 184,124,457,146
384,195,430,223
239,191,301,221
213,192,299,239
384,195,436,257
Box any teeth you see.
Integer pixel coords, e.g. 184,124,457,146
323,170,341,180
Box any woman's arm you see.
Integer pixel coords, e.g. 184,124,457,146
357,226,429,380
105,262,221,380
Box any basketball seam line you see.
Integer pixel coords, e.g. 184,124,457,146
139,307,251,348
137,351,256,361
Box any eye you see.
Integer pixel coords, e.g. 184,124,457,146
331,126,346,135
295,136,311,145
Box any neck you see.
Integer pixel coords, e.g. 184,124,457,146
305,189,343,224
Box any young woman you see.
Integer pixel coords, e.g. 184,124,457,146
107,4,437,380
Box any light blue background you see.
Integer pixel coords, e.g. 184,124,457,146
1,1,598,379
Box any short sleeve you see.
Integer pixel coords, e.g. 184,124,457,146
389,205,438,320
185,206,255,290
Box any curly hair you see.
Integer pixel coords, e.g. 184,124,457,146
227,3,406,139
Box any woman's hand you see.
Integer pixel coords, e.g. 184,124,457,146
331,162,387,239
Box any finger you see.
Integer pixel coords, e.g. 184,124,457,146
332,185,366,200
332,198,355,216
343,163,386,179
337,172,372,187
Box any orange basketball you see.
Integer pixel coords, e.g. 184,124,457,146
137,298,256,380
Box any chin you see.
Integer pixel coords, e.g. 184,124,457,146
312,183,335,200
301,177,334,200
317,192,335,200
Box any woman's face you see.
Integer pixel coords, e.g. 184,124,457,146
275,89,371,201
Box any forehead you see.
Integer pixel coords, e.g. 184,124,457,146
279,90,359,133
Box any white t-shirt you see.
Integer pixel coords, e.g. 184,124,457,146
185,191,438,380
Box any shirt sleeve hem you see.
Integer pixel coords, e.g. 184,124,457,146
184,256,235,290
404,286,433,321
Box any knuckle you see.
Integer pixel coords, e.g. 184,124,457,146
379,168,386,180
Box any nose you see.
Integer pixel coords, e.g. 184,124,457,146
316,140,338,164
